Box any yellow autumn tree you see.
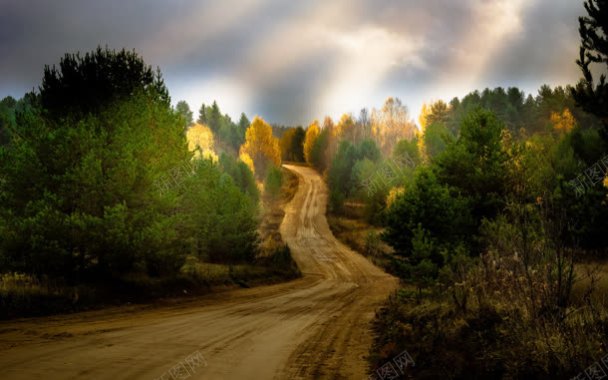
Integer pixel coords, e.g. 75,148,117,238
334,114,356,142
304,120,320,165
371,97,417,155
551,108,576,133
186,123,218,161
419,102,429,131
239,116,281,179
239,151,255,174
386,186,405,209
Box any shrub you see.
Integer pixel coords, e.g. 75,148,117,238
265,166,283,199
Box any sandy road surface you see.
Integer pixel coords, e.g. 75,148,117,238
0,165,398,380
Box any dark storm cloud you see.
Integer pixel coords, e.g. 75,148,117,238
164,1,317,80
480,1,584,90
247,46,340,125
0,0,174,89
0,0,587,124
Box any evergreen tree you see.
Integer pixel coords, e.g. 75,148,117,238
238,113,250,132
291,127,306,162
175,100,193,129
40,46,169,120
198,103,208,124
0,96,17,145
572,0,608,135
207,101,223,132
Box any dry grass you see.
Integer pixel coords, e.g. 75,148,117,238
180,258,271,286
326,203,399,275
1,273,48,297
258,167,298,257
572,261,608,306
370,254,608,379
0,273,94,319
337,203,608,379
327,214,373,253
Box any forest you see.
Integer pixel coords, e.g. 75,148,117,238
0,48,302,317
274,2,608,377
0,0,607,379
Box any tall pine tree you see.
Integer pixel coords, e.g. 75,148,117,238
572,0,608,136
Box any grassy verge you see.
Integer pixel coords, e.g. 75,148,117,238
251,165,301,283
327,201,403,277
0,167,301,320
259,166,299,253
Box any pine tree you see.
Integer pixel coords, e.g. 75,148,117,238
175,100,193,129
198,103,208,124
572,0,608,134
40,46,169,120
208,101,223,132
238,113,250,140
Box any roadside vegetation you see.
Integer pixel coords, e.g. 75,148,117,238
278,2,608,378
0,48,302,319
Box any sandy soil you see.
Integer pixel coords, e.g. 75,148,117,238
0,165,398,380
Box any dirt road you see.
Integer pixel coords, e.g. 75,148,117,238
0,165,398,380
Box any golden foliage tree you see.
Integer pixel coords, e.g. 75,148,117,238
334,114,357,142
371,97,417,155
239,151,255,174
239,116,281,178
386,186,405,209
187,123,218,161
419,100,450,130
550,108,576,133
419,102,430,131
304,120,321,165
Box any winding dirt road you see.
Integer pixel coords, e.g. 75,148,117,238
0,165,398,379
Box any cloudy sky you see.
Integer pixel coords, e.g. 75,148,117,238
0,0,586,125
